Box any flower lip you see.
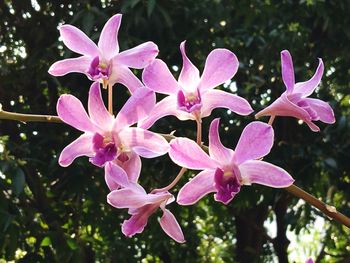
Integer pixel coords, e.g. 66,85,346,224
214,166,241,204
177,89,202,113
90,132,117,167
87,56,111,81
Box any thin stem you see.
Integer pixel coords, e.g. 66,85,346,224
151,167,187,194
0,107,62,123
108,83,113,114
268,115,275,126
196,116,202,145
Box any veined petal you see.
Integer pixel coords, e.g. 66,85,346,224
209,118,234,165
160,209,185,243
98,14,122,59
48,56,91,76
88,82,114,130
142,59,180,95
115,87,155,131
58,133,94,167
169,138,217,170
57,94,96,132
118,128,169,158
118,152,141,183
198,49,239,92
239,160,294,188
110,65,143,94
294,58,324,97
116,42,159,69
59,25,99,56
177,170,216,205
304,98,335,124
234,121,274,164
281,50,295,93
201,89,253,118
178,41,200,92
104,162,130,191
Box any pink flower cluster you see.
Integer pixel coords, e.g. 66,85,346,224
51,14,335,243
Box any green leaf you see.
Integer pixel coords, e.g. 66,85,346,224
40,236,51,247
147,0,156,17
67,239,78,250
12,168,25,196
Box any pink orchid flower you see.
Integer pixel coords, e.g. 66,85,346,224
169,118,294,205
139,41,253,128
57,82,169,183
106,162,185,243
255,50,335,131
49,14,158,93
305,259,314,263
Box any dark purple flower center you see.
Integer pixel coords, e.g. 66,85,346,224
87,56,111,81
177,89,202,113
214,168,241,204
90,133,117,167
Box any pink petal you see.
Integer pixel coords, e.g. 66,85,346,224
118,128,169,158
115,87,155,131
178,41,200,92
239,160,294,188
200,89,253,118
116,42,159,69
98,14,122,59
104,162,130,191
294,58,323,97
58,133,94,167
304,98,335,124
109,65,143,93
160,209,185,243
198,49,239,92
208,118,234,165
281,50,295,93
118,152,142,183
142,59,180,95
177,170,216,205
48,56,91,76
234,121,274,164
88,82,114,130
169,138,217,170
59,25,99,56
57,94,97,133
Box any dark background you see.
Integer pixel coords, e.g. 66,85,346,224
0,0,350,262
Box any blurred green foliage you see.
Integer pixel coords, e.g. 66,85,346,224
0,0,350,262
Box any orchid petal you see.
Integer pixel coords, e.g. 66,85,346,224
142,59,180,95
98,14,122,59
118,152,142,183
110,65,143,93
88,82,114,130
169,138,217,170
234,122,274,164
304,98,335,124
160,209,186,243
104,162,130,191
178,41,200,92
48,56,91,76
281,50,295,93
198,49,239,92
177,170,216,205
201,89,253,118
57,94,96,133
58,134,94,167
117,42,159,69
239,160,294,188
118,128,169,158
208,118,234,165
59,25,98,56
115,87,155,131
294,59,324,97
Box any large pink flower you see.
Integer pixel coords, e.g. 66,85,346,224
255,50,335,131
106,162,185,243
169,118,294,205
49,14,158,93
57,82,169,183
139,41,253,128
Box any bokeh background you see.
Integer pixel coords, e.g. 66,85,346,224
1,0,350,262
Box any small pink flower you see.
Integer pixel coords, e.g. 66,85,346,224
57,82,168,183
106,162,185,243
305,258,314,263
49,14,158,93
256,50,335,131
139,41,253,128
169,118,294,205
